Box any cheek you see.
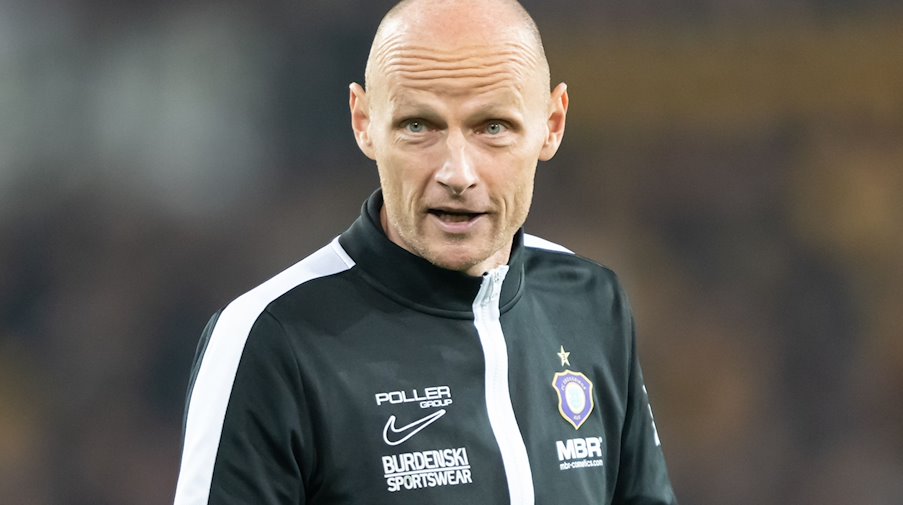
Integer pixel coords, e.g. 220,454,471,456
512,169,536,208
376,152,433,210
489,152,537,193
499,158,537,218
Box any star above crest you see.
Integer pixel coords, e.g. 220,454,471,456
557,345,571,367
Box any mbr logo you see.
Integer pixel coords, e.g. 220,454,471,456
556,436,603,461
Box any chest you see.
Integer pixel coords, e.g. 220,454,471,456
288,301,629,504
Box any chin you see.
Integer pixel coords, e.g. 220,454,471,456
403,231,495,274
428,255,478,273
423,249,483,274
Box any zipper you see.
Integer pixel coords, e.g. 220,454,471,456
472,265,534,505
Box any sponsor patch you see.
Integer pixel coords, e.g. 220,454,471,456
556,436,605,471
374,385,453,409
552,370,594,430
382,447,472,492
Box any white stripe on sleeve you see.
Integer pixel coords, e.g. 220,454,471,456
173,238,354,505
524,234,574,254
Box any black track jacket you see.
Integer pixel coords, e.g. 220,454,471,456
173,191,677,505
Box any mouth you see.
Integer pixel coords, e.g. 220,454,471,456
427,208,487,232
428,209,484,222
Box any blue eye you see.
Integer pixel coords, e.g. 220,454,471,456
405,120,426,133
485,122,507,135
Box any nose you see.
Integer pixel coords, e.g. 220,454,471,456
435,131,478,195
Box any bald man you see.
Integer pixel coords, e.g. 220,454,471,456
173,1,677,504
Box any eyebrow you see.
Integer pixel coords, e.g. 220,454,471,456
388,88,525,117
388,98,442,121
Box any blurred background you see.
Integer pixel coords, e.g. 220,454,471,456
1,0,901,503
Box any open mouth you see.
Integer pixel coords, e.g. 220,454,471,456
429,209,482,221
428,209,485,225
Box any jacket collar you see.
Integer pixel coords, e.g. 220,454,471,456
338,190,525,317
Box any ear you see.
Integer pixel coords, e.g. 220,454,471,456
349,82,376,160
539,82,569,161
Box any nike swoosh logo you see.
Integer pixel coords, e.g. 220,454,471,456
382,409,447,446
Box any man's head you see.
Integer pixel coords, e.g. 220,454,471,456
350,0,568,276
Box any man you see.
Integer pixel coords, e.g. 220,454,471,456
174,0,677,504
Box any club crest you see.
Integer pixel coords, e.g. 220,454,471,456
552,371,594,430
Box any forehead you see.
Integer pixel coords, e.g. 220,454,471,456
371,33,544,107
387,84,524,111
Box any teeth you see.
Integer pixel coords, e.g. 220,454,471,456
434,211,475,223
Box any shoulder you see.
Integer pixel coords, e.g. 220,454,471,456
523,233,627,302
212,237,356,339
190,237,357,403
524,233,575,254
522,233,634,334
524,233,619,280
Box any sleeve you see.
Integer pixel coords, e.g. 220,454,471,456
612,303,678,504
180,311,221,437
173,310,313,505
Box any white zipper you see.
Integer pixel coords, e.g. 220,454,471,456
472,265,534,505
